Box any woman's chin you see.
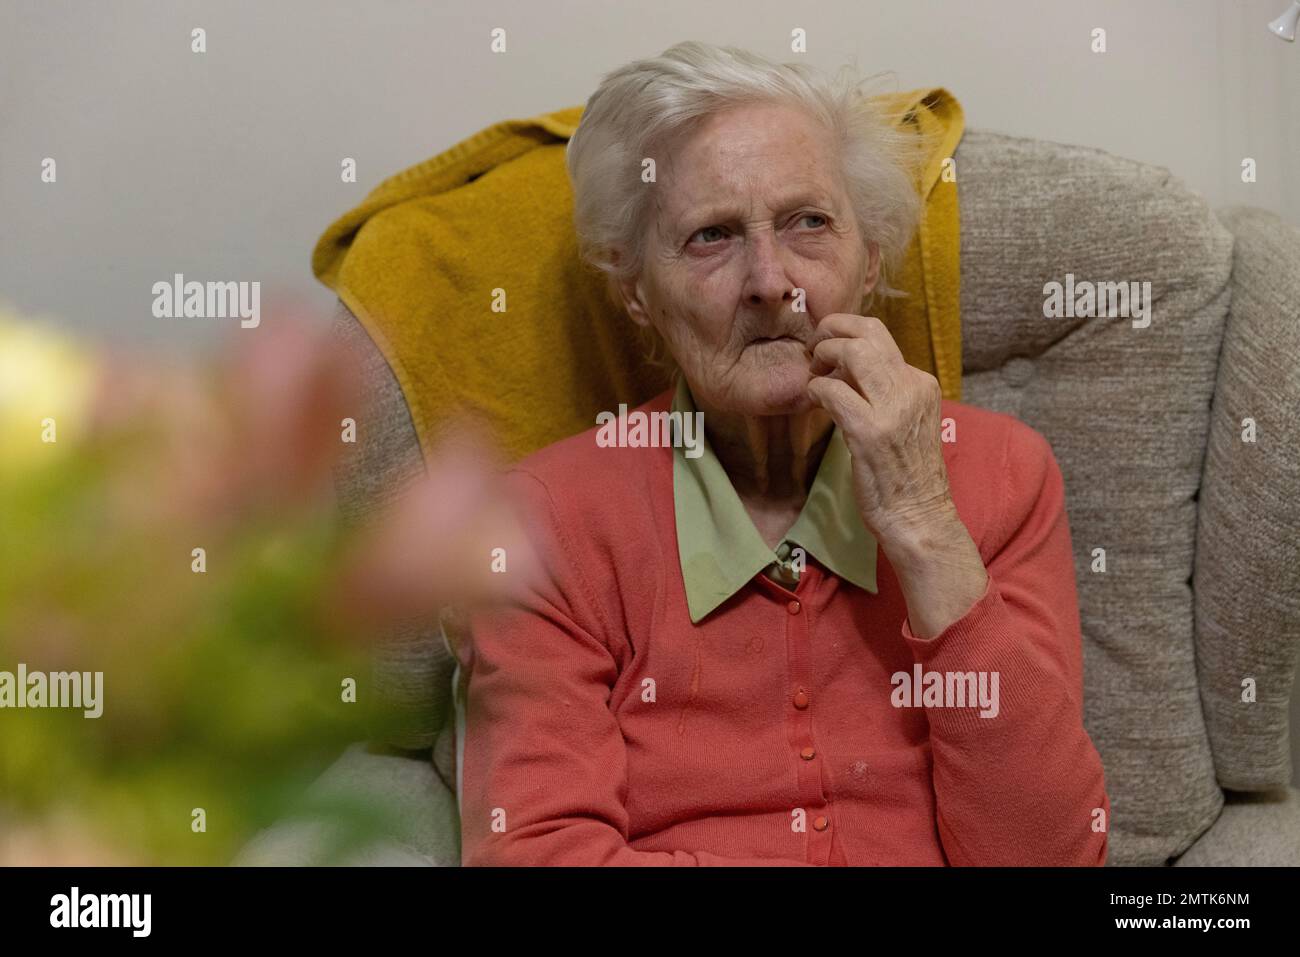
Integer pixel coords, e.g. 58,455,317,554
736,359,816,414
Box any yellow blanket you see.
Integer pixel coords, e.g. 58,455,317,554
313,90,964,461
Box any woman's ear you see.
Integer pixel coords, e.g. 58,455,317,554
862,240,882,298
610,252,652,329
616,280,652,329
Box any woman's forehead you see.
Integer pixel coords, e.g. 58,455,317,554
663,107,839,186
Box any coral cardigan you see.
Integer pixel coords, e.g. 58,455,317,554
458,387,1110,866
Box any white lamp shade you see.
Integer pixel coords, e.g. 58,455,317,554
1268,1,1300,41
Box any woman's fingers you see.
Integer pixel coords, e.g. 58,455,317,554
809,314,901,384
809,334,900,403
806,374,870,436
813,312,883,341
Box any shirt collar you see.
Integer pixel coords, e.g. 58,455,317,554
672,376,878,623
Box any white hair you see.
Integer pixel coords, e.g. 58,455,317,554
565,41,931,315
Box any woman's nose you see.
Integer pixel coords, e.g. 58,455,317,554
741,229,794,306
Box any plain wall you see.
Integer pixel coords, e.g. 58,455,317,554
2,0,1298,788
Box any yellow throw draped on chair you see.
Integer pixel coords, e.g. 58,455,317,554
312,89,965,462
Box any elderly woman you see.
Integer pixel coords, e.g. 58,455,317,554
458,41,1109,866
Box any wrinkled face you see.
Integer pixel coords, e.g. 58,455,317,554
617,100,879,417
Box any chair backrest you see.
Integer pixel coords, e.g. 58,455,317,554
953,129,1234,865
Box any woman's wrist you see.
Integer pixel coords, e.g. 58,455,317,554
876,500,966,567
878,506,989,639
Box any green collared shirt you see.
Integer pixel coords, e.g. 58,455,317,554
672,376,878,623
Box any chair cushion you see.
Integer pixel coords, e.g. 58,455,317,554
1174,787,1300,866
953,129,1233,864
1195,207,1300,792
231,742,459,866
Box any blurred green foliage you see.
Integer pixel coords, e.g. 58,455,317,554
0,312,409,865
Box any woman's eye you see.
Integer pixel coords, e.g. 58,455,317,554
797,213,827,229
690,226,727,244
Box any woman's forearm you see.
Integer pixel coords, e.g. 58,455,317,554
896,576,1110,866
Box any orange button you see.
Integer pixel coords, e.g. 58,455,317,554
793,689,809,709
800,747,816,760
813,815,829,831
787,600,801,615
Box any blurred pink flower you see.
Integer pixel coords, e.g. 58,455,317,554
333,427,540,629
82,298,361,528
